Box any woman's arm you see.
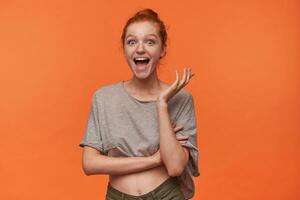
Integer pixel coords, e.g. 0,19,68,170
81,146,161,176
156,68,194,176
81,125,188,176
156,102,189,177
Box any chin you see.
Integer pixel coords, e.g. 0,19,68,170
133,71,151,79
131,65,154,79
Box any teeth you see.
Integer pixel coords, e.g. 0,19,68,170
134,57,149,61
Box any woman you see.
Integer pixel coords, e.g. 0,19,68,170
79,8,200,200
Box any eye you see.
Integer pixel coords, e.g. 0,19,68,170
127,40,136,45
146,39,156,45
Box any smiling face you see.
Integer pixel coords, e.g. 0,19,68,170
123,21,166,79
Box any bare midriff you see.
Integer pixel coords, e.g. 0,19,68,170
109,81,172,196
108,165,170,196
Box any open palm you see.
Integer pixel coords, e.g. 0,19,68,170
158,67,195,103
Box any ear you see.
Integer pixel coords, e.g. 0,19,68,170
160,47,166,58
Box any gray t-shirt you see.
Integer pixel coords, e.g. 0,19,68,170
79,81,200,199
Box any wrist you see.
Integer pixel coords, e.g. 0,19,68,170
156,99,168,108
149,155,161,167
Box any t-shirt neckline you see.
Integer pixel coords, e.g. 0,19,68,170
119,81,158,104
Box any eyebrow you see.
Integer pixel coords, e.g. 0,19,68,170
126,34,158,39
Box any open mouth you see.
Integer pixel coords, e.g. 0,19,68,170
133,58,150,65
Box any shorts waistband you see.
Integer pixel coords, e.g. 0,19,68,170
107,176,179,199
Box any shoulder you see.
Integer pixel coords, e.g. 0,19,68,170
88,82,122,106
92,81,121,98
171,88,193,105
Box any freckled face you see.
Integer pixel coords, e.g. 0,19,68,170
123,21,165,79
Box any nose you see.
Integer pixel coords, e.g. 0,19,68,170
136,42,146,54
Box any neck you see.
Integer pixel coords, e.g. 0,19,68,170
128,69,162,94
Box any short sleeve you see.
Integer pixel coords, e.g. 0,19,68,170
175,93,200,177
79,92,105,154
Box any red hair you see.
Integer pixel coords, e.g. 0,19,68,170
121,8,168,58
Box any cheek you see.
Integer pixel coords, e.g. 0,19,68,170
151,50,163,59
123,49,133,59
149,46,161,55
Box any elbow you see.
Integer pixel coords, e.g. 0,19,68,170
83,168,92,176
82,157,101,176
168,148,189,176
82,161,93,176
167,166,184,177
81,146,105,176
82,157,107,176
164,155,187,177
83,169,91,176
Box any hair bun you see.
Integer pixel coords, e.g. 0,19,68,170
121,8,168,58
135,8,158,18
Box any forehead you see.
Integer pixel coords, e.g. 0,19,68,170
125,21,159,38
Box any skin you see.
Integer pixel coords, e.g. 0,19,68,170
81,20,195,196
156,68,195,176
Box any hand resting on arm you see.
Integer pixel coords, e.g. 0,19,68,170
81,122,188,176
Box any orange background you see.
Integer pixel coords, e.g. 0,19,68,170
0,0,299,199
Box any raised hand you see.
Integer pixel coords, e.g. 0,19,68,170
157,67,195,104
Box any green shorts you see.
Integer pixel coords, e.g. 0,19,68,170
105,176,186,200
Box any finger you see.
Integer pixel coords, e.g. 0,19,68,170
174,123,182,128
174,126,183,131
175,70,179,88
184,68,190,85
172,123,176,128
176,135,189,140
180,68,187,88
178,139,189,143
170,70,180,92
174,125,184,132
183,68,189,87
190,73,195,79
175,134,188,138
187,68,191,84
176,68,183,90
185,67,190,84
179,141,188,145
171,70,179,85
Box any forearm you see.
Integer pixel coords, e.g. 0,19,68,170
156,102,187,176
84,155,161,176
